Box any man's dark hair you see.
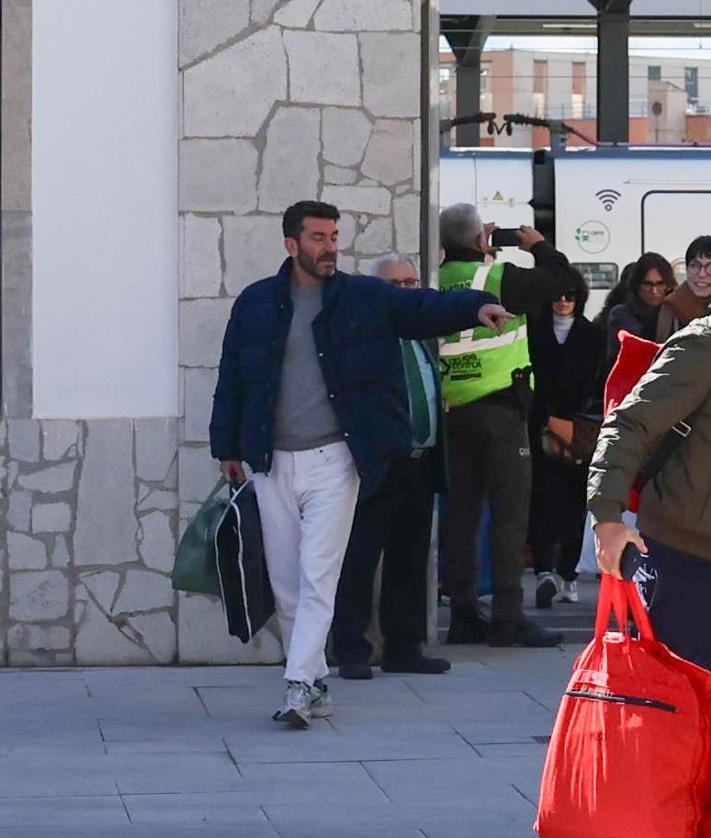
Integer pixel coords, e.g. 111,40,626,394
685,235,711,267
628,251,677,298
282,201,340,239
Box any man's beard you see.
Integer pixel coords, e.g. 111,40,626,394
296,249,337,280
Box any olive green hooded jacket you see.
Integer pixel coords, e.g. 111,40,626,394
588,311,711,560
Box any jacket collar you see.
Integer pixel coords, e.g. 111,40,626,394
441,246,485,265
275,256,345,308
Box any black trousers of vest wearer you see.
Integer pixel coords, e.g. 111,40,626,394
332,452,435,664
528,446,588,583
440,396,531,624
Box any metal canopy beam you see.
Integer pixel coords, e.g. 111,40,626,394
588,0,633,12
596,0,632,142
441,15,496,146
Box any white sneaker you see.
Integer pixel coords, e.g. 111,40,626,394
554,580,579,603
273,681,311,729
310,679,333,718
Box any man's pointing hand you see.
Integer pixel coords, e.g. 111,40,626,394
477,303,515,334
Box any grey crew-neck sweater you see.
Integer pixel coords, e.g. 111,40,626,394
272,283,343,451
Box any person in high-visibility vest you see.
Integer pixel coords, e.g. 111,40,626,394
439,202,581,647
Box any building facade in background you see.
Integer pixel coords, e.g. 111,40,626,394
441,47,711,147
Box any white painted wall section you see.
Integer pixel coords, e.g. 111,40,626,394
32,0,178,418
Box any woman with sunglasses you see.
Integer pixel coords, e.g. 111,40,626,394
657,236,711,341
528,270,605,608
606,252,677,363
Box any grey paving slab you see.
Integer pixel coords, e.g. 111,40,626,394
103,738,227,755
86,687,208,720
227,725,477,764
123,793,273,826
96,717,220,742
327,718,456,735
475,742,549,759
261,805,424,838
263,803,536,838
362,757,536,812
451,719,554,745
123,763,387,817
0,642,588,834
0,796,128,829
398,688,555,723
0,755,118,797
198,678,422,720
84,665,283,689
421,812,536,838
0,721,106,757
482,757,546,807
110,752,243,795
237,761,389,804
0,683,95,725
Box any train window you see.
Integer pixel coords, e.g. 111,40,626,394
571,263,619,290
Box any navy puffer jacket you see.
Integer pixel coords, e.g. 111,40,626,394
209,258,497,495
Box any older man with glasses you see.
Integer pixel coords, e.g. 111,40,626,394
332,253,451,679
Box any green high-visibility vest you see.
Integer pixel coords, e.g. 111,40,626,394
439,260,530,408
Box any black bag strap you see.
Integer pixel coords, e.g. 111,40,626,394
638,419,692,487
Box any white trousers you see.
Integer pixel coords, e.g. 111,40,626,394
253,441,360,686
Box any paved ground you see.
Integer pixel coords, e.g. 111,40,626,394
0,573,598,838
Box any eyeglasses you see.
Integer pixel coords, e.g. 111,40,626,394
639,280,668,292
391,278,419,288
688,260,711,276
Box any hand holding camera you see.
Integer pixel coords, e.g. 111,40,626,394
488,224,546,252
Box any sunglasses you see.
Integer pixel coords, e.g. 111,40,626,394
555,290,577,301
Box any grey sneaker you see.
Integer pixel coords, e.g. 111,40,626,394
554,580,579,603
273,681,311,729
310,679,333,718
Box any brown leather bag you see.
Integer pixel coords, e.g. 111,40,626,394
541,415,601,465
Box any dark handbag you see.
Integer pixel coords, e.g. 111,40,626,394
172,478,227,596
214,482,274,643
541,414,602,465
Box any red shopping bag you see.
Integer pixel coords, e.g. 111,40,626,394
535,575,711,838
603,331,660,512
604,330,660,416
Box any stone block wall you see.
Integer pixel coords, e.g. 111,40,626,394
1,0,429,665
0,419,176,665
175,0,423,661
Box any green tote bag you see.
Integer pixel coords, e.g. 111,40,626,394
172,478,228,596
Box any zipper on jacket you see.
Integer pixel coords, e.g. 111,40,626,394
565,688,677,713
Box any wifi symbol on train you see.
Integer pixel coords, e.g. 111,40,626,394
595,189,622,211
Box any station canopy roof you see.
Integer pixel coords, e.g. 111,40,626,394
441,0,711,36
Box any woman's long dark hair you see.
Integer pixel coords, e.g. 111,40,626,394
593,261,635,330
627,252,677,300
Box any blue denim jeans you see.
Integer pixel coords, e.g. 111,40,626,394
634,535,711,671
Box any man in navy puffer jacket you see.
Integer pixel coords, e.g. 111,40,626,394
210,200,510,729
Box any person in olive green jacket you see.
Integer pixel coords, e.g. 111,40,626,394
588,310,711,670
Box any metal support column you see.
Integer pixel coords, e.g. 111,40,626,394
441,15,496,146
455,63,481,146
590,0,632,142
